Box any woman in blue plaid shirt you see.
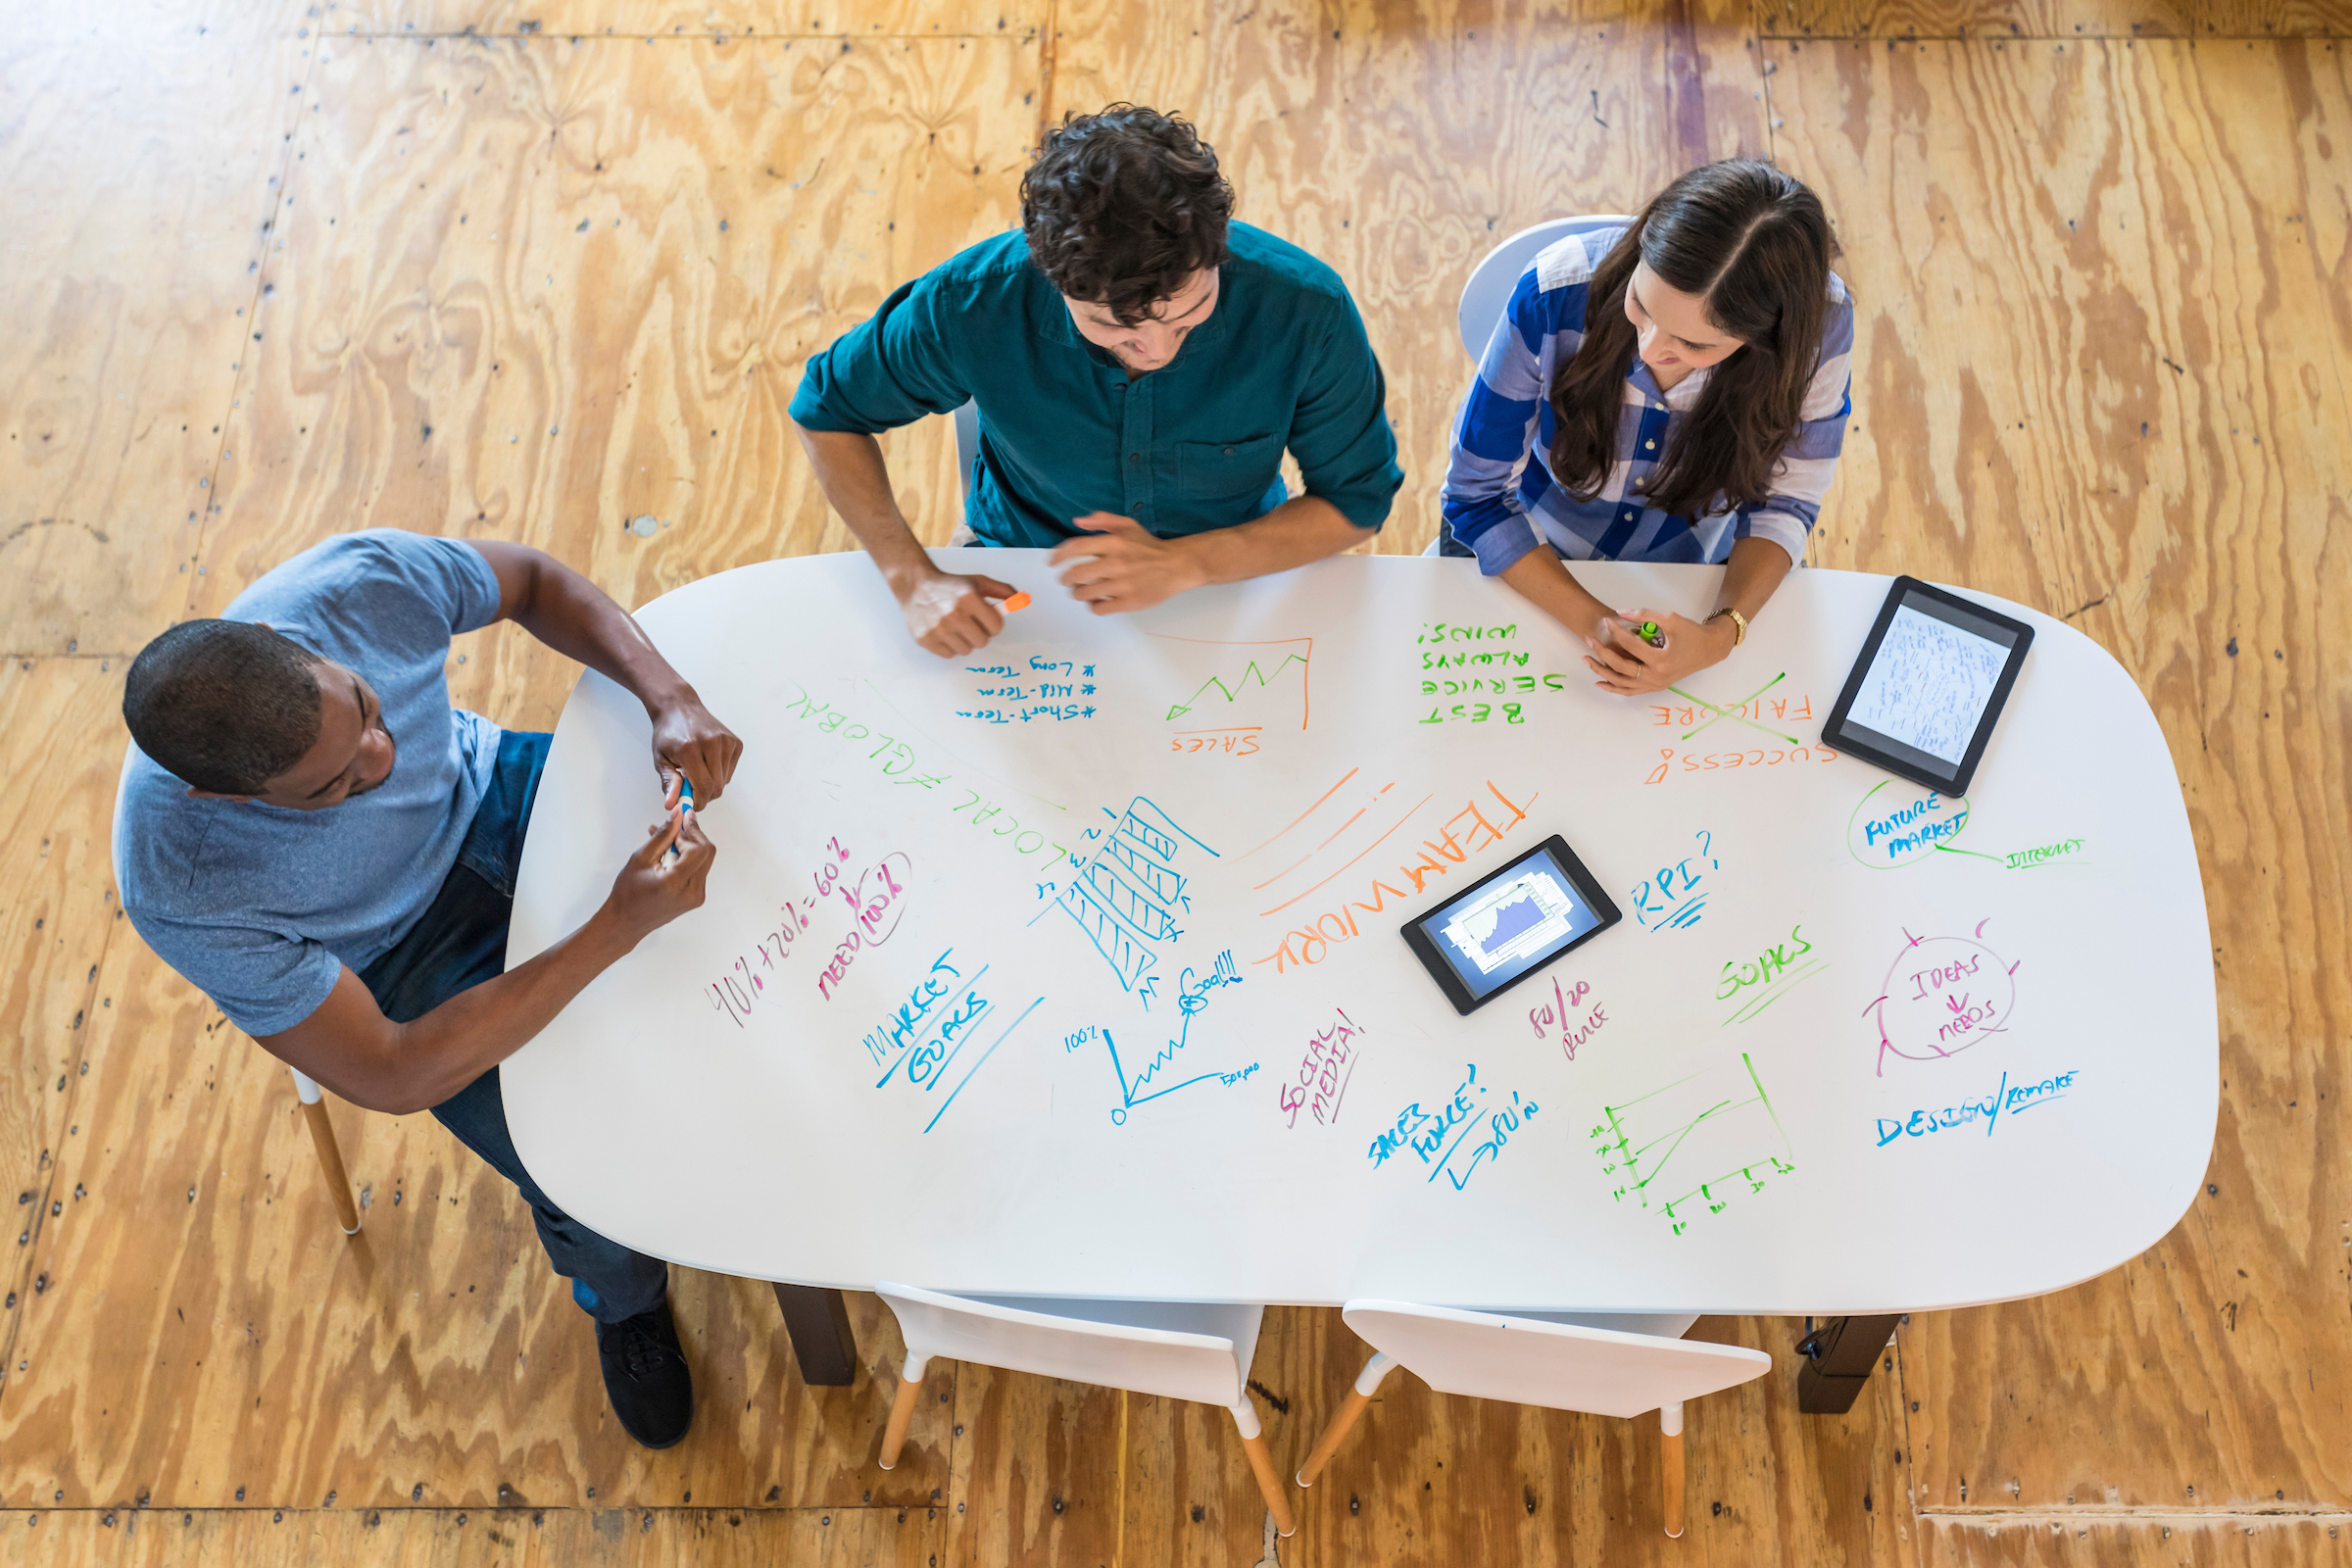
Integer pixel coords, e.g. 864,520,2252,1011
1440,160,1853,697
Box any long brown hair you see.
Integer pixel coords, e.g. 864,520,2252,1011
1547,160,1839,521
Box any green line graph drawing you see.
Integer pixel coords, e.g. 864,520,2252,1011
1152,635,1313,728
1166,656,1306,719
1590,1052,1795,1236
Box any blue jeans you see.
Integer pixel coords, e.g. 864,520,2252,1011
355,730,668,1325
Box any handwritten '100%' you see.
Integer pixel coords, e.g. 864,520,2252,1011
707,839,912,1025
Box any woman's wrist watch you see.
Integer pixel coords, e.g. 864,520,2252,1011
1707,606,1748,648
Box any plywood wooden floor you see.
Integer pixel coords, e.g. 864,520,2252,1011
4,1,2348,1563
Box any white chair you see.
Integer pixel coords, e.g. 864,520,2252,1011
1296,1301,1771,1539
1428,214,1637,558
112,742,362,1236
875,1282,1296,1538
1455,214,1637,363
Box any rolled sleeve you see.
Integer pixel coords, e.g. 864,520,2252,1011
1286,295,1404,530
1468,512,1544,575
789,274,972,436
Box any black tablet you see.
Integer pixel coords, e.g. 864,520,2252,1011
1400,835,1621,1015
1822,576,2034,796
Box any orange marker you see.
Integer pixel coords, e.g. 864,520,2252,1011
1001,592,1032,612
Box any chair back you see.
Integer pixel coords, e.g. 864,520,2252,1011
877,1283,1259,1407
1342,1299,1770,1419
1456,216,1637,363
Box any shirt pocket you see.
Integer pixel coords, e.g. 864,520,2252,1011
1176,433,1285,503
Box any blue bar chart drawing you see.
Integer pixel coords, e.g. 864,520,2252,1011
1053,797,1218,1000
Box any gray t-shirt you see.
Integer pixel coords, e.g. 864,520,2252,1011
117,529,506,1035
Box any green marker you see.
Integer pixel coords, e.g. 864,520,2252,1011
1634,619,1667,649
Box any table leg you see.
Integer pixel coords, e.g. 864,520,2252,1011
771,1282,859,1387
1794,1314,1902,1414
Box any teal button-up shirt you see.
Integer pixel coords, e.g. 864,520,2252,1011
789,223,1404,547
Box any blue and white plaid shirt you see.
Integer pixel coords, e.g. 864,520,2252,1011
1442,227,1854,575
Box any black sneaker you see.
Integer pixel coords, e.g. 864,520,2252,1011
595,1296,695,1449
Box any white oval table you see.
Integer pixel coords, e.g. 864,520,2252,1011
505,552,2216,1396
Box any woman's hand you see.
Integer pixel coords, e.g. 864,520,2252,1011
1581,609,1737,696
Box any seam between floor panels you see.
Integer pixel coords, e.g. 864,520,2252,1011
1919,1506,2352,1521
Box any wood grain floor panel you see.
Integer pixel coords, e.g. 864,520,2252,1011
1112,1389,1284,1568
1916,1515,2352,1566
1756,0,2352,36
0,917,947,1511
330,1,1042,40
0,661,135,1417
188,30,1038,624
1772,32,2352,1514
0,1504,947,1567
0,11,318,658
940,1360,1129,1568
1048,0,1771,557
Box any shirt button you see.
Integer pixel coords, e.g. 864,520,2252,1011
1129,453,1142,464
1645,439,1656,450
1223,446,1236,457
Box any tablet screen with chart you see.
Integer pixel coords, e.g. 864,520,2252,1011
1824,576,2034,795
1400,836,1620,1013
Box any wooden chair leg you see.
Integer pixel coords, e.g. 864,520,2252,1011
1229,1398,1298,1539
878,1355,929,1470
290,1069,361,1236
1661,1401,1686,1539
1298,1350,1394,1487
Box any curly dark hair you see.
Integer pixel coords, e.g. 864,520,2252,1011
1547,159,1840,521
1020,105,1234,327
123,619,324,794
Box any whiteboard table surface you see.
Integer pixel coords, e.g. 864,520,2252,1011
505,553,2216,1315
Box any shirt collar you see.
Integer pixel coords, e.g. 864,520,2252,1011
1625,357,1712,410
1033,264,1233,368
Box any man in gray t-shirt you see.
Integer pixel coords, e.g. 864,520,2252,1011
118,528,738,1449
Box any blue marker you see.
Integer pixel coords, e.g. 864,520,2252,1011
667,773,694,861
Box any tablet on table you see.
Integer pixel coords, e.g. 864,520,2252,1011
1822,575,2034,796
1400,836,1622,1015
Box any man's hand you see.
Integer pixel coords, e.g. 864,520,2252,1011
259,808,723,1115
605,807,716,947
896,567,1016,658
1581,609,1737,696
651,695,743,808
1050,513,1206,615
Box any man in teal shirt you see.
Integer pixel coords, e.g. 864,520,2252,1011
789,105,1405,657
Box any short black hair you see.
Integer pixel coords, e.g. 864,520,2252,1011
1020,104,1234,327
122,620,325,794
